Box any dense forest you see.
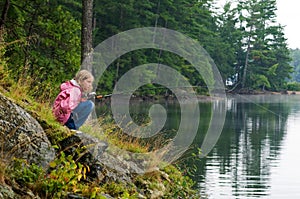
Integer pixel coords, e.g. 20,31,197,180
1,0,299,100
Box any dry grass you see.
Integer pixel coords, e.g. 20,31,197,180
80,117,178,173
81,118,150,154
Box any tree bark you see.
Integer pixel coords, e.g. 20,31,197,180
242,26,253,89
81,0,93,72
0,0,10,30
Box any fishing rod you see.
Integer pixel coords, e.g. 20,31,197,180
88,92,136,100
87,84,224,100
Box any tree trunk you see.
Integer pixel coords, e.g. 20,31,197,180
242,26,253,89
0,0,10,30
81,0,93,72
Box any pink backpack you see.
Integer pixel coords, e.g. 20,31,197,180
52,81,81,124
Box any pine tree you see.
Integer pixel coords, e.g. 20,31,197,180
220,0,291,92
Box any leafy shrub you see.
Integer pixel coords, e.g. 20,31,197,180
8,158,45,194
41,152,89,198
286,82,300,91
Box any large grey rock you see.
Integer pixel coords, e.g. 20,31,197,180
0,184,16,199
0,183,41,199
0,93,55,167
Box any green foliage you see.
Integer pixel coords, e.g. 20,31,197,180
134,164,199,199
290,48,300,82
101,181,138,198
217,0,291,91
6,155,88,199
29,5,81,85
91,0,292,94
162,165,198,198
2,0,293,97
252,74,271,90
8,152,104,198
286,82,300,91
6,154,104,199
8,159,44,186
42,152,89,198
3,0,81,100
0,31,13,90
4,144,199,199
92,0,219,95
0,30,7,68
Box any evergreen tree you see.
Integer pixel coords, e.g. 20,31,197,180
2,0,81,99
218,0,291,92
1,0,293,97
290,48,300,82
214,2,239,86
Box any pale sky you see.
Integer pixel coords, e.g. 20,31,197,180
276,0,300,49
216,0,300,49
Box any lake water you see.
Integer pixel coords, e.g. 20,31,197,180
96,94,300,198
183,95,300,199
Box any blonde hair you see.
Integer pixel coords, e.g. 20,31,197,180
74,70,94,91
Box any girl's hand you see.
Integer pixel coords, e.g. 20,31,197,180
81,98,87,102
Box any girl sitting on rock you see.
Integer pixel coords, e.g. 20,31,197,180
52,70,95,130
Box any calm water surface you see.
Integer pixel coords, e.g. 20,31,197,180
191,95,300,199
96,95,300,198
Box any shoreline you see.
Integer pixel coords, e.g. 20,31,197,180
95,90,300,104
